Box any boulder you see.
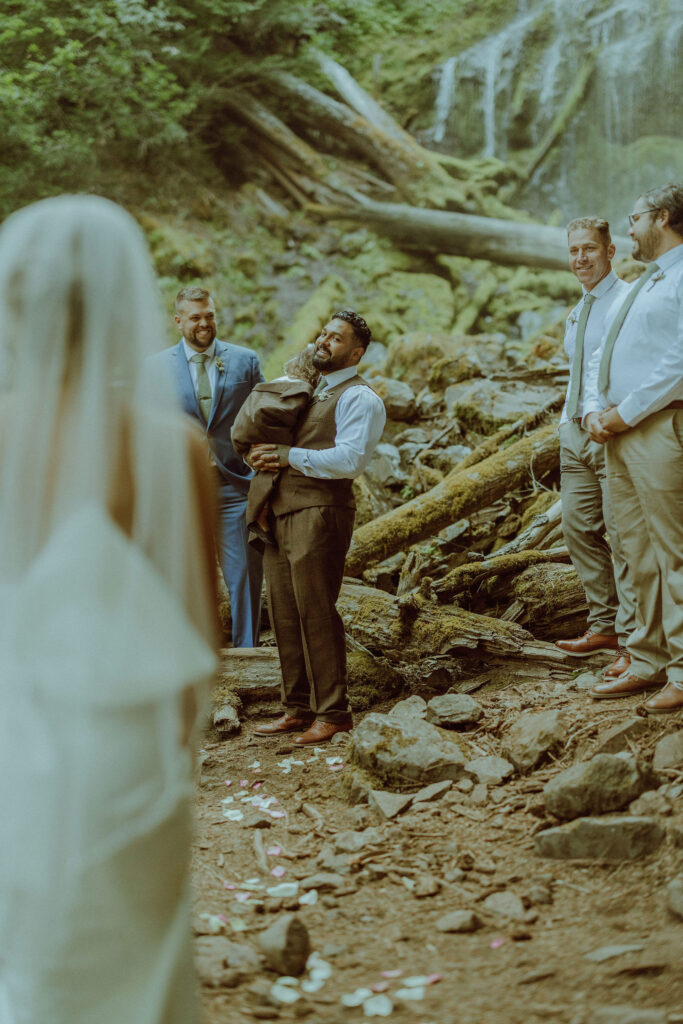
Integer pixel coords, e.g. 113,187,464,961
597,717,649,754
425,693,483,728
257,914,310,976
535,816,665,861
388,695,427,724
351,711,468,787
370,377,416,421
482,891,526,922
653,729,683,770
543,754,652,820
364,443,406,488
435,910,481,933
503,710,569,773
444,378,560,434
466,755,515,786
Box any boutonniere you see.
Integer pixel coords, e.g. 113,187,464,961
216,357,225,373
646,271,666,291
567,313,578,327
316,391,331,402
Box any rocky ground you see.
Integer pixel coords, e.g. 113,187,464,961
192,654,683,1024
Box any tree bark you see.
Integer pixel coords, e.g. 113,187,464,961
312,197,633,270
431,547,571,601
503,562,588,640
345,423,560,576
494,498,562,556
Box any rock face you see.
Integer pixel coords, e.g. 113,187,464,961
351,711,468,786
535,816,665,861
503,710,569,773
425,693,483,728
667,875,683,920
653,729,683,770
543,754,652,820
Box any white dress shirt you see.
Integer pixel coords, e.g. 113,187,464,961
583,244,683,426
182,337,218,397
288,365,386,479
560,270,629,424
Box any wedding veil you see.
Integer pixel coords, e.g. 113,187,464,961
0,196,217,964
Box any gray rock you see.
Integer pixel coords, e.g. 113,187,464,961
667,875,683,920
257,914,310,976
587,1008,666,1024
411,780,452,803
351,711,468,786
573,670,602,691
299,872,346,892
364,443,406,487
316,844,351,874
503,710,569,773
358,342,387,374
444,378,560,431
425,693,483,728
435,910,481,933
543,754,651,820
469,783,488,805
346,771,371,806
482,891,526,922
598,717,649,754
388,695,427,724
212,703,241,735
628,789,672,817
371,377,417,421
535,816,665,861
368,789,413,820
653,729,683,770
466,755,515,786
413,873,441,897
195,936,261,987
333,828,382,853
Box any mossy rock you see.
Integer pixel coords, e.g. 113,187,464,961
361,272,455,346
348,651,404,712
143,217,215,279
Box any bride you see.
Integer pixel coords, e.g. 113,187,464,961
0,196,219,1023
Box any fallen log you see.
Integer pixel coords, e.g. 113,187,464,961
431,546,571,601
345,423,560,576
313,197,633,271
337,579,570,681
494,498,562,556
502,562,588,640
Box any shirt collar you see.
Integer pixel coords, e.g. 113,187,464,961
182,337,216,361
651,243,683,272
582,269,618,299
320,365,359,390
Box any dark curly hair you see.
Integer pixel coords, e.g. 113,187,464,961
331,309,372,350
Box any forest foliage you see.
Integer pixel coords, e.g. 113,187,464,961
0,0,451,216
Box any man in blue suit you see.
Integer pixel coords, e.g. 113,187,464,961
152,286,264,647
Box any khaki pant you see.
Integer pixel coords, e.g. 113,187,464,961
559,420,637,642
606,408,683,685
264,506,355,722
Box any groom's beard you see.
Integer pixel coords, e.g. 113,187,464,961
188,324,216,350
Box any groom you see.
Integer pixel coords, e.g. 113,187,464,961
152,286,264,647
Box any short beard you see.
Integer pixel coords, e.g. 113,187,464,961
633,225,659,262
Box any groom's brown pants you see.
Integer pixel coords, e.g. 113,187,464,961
263,505,354,723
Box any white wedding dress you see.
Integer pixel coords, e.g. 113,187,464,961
0,506,216,1024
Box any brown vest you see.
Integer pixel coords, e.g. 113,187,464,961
270,374,373,516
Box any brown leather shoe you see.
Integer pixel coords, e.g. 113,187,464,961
555,631,619,656
590,672,665,700
293,717,353,745
642,681,683,715
603,648,631,679
254,713,314,736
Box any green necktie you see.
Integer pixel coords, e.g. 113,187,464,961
190,353,212,423
597,262,660,394
565,292,596,419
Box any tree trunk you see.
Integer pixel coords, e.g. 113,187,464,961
221,89,327,177
337,579,570,675
312,197,633,270
345,423,560,576
431,547,571,601
503,562,588,640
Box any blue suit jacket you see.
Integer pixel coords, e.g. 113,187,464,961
151,339,265,494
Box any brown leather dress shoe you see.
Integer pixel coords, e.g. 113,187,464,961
254,713,314,736
590,672,665,700
293,717,353,745
555,631,619,656
603,648,631,679
642,681,683,715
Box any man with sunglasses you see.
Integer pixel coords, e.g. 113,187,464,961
583,184,683,712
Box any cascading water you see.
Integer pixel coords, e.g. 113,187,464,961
426,0,683,230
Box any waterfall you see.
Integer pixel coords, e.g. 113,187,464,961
426,0,683,226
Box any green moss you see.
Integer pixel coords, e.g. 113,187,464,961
348,651,404,712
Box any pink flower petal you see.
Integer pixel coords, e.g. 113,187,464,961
224,780,232,787
240,780,249,787
426,974,442,986
489,937,505,949
234,892,251,902
271,866,286,878
371,982,390,993
266,846,282,857
223,883,236,890
380,970,403,979
252,782,262,789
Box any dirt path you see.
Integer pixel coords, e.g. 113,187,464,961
193,673,683,1024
